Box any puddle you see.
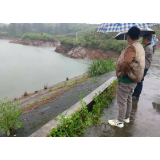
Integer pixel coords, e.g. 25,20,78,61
152,102,160,114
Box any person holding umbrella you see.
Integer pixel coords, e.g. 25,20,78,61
108,26,145,128
132,34,153,100
97,23,159,128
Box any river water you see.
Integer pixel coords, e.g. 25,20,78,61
0,39,91,100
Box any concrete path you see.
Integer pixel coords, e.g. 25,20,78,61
84,51,160,137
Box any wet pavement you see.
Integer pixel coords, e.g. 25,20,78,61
84,51,160,137
0,71,116,137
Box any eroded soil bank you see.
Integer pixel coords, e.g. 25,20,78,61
9,39,60,47
55,45,118,60
0,36,60,47
0,36,19,40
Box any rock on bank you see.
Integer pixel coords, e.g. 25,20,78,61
55,45,118,60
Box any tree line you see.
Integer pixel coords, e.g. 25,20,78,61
0,23,99,37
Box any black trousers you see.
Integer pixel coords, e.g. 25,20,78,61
132,69,148,97
153,45,156,53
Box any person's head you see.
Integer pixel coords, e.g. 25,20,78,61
127,26,140,42
142,34,152,45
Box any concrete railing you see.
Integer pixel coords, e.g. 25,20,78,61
29,76,117,137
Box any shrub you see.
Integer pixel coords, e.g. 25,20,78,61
92,79,118,117
106,79,118,100
92,91,110,117
0,97,23,136
0,32,9,36
58,30,124,53
87,59,116,77
22,33,57,42
47,92,96,137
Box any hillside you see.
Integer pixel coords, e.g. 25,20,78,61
57,28,124,53
0,23,100,38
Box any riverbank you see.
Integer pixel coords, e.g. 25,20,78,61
0,36,60,47
9,39,60,47
10,39,119,60
54,40,160,60
0,36,119,60
55,45,119,60
0,36,19,40
0,71,116,137
18,73,89,114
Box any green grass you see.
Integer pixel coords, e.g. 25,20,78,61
66,81,75,87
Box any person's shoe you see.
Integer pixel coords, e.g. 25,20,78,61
132,96,139,100
123,117,130,123
108,119,124,128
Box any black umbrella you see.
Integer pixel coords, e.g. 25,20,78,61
115,28,155,40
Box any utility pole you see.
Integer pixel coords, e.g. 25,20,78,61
76,32,78,43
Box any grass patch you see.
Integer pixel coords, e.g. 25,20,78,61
47,79,118,137
0,97,23,136
90,76,98,83
66,81,75,87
